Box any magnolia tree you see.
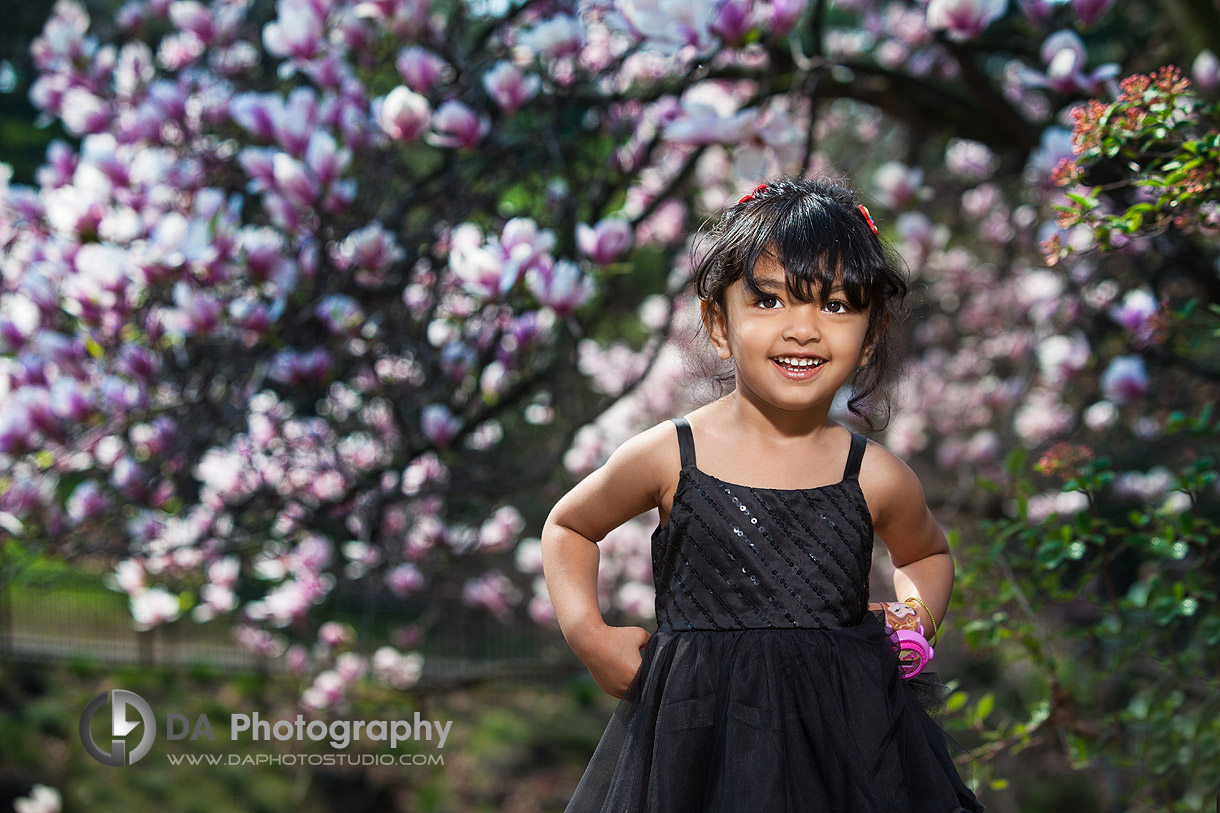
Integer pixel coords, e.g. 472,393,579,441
1,0,1219,803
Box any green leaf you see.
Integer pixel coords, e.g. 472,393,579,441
85,335,104,360
1004,449,1026,477
976,693,995,722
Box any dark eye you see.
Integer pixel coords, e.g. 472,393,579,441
756,296,782,309
824,300,850,313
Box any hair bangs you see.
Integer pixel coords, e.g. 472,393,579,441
739,195,880,313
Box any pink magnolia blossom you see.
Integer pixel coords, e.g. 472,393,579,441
1108,288,1158,335
576,339,650,397
271,152,319,208
1193,50,1220,94
230,93,280,142
711,0,754,43
113,558,146,594
766,0,807,37
477,505,525,552
13,784,62,813
304,131,350,188
396,46,449,93
284,644,310,674
529,593,557,626
1036,332,1091,384
500,218,556,269
926,0,1008,41
613,0,719,55
527,259,596,317
208,555,240,588
66,480,107,522
616,580,656,619
30,1,94,72
1112,467,1174,502
386,563,425,596
318,620,354,648
871,161,926,210
130,585,183,630
945,138,997,181
448,219,555,298
426,100,489,150
316,294,365,336
351,0,433,39
301,669,345,710
371,646,423,688
161,281,223,337
330,221,405,272
514,538,544,574
267,346,331,388
168,1,215,44
1013,387,1075,444
262,0,327,63
1071,0,1112,25
448,225,509,298
58,89,111,135
663,82,757,145
1100,355,1148,404
577,216,634,264
157,31,206,71
482,62,540,113
461,569,523,621
196,582,236,619
517,14,584,59
421,403,460,447
233,625,288,658
1021,30,1120,95
374,86,432,141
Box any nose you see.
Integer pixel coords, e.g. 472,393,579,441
782,302,822,343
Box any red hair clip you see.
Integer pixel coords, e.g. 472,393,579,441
858,203,879,236
738,183,768,204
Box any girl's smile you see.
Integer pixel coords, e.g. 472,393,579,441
771,353,827,378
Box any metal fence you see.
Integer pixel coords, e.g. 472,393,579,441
0,572,581,688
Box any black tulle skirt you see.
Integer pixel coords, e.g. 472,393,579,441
565,610,984,812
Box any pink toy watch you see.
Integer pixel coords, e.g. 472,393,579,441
890,621,935,679
874,601,935,679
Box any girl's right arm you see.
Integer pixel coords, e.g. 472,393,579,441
541,422,676,698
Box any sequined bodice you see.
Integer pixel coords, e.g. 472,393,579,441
651,417,874,633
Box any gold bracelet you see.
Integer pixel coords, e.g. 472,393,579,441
903,596,940,644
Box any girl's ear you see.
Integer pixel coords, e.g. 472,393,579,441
702,300,732,360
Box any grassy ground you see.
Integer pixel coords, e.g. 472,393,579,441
0,655,616,812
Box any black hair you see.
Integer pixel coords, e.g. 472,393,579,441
690,175,910,431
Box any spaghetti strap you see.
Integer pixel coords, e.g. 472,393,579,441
843,433,866,480
671,417,696,469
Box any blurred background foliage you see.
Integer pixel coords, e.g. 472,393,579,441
1,0,1218,811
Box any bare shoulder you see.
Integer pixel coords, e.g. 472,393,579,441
546,418,684,542
603,418,683,491
855,436,929,528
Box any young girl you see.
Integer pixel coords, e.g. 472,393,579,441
542,177,985,811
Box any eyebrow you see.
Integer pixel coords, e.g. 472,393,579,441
749,277,847,296
750,277,784,292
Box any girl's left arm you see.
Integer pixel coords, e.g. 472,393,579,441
863,442,955,640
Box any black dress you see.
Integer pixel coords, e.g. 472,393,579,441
565,417,985,812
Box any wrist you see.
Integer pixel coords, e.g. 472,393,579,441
565,614,608,656
902,596,941,644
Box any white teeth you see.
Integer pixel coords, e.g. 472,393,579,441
774,356,824,368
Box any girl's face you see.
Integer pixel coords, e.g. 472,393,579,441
707,254,874,415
